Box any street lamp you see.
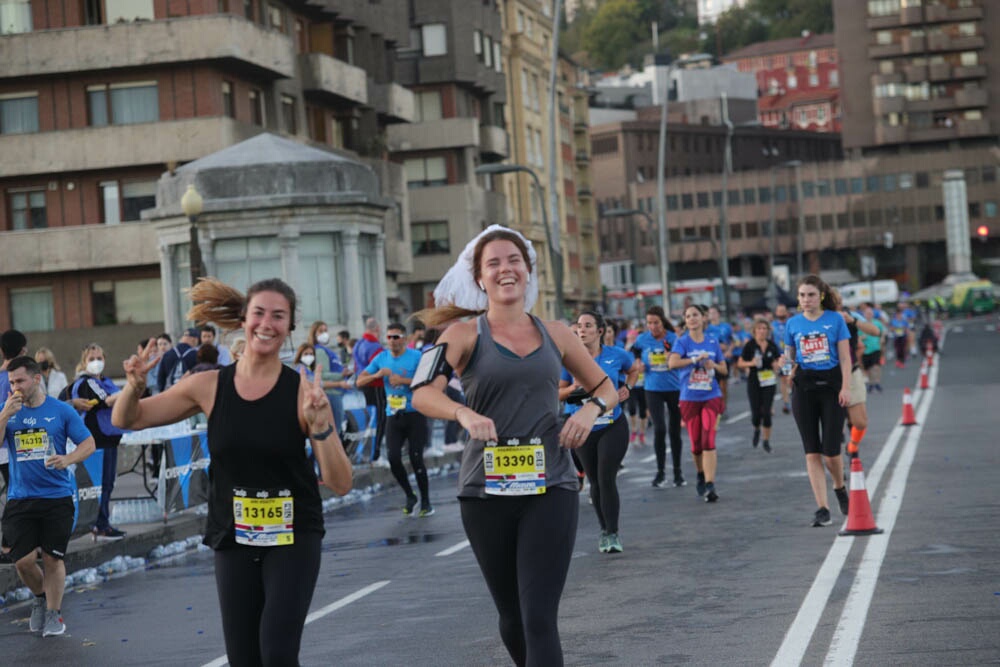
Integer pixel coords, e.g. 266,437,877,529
718,93,734,320
654,52,674,315
604,207,662,317
475,163,564,318
181,184,204,287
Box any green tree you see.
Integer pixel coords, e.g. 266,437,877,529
582,0,645,70
751,0,833,39
702,4,769,57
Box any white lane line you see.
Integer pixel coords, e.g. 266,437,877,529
435,539,470,557
724,410,751,425
769,360,937,667
200,580,391,667
824,366,937,665
640,454,657,464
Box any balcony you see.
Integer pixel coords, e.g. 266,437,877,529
0,15,295,79
953,64,987,80
928,62,953,81
299,53,367,105
577,184,593,198
872,72,904,86
866,14,900,30
907,96,957,113
900,34,925,54
479,125,509,159
868,43,902,59
925,3,983,23
874,124,907,144
370,82,414,122
908,126,958,143
903,64,927,83
575,150,590,163
899,6,923,25
386,117,478,152
957,118,991,138
0,117,262,178
950,35,986,51
580,219,595,234
954,88,988,108
0,223,159,277
873,96,906,115
927,32,951,51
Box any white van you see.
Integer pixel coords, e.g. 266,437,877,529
838,280,899,308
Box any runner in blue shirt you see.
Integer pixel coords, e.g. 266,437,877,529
889,310,909,368
559,312,638,554
772,304,793,414
357,323,433,516
669,305,727,502
1,356,95,637
783,276,851,528
634,306,685,488
706,305,733,414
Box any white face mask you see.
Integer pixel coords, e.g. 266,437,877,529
316,332,330,345
86,359,105,376
301,354,315,367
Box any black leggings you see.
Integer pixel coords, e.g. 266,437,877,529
214,532,322,667
626,386,647,418
460,488,578,667
791,382,845,457
747,381,776,429
386,411,430,502
646,390,682,477
576,417,629,533
363,386,387,459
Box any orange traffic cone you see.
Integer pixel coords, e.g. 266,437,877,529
901,388,917,426
919,363,929,390
839,456,884,536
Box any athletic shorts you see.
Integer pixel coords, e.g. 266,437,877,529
1,497,74,562
861,351,881,371
848,367,867,407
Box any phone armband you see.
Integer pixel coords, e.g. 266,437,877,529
411,343,454,390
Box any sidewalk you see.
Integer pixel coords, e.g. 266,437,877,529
0,448,464,598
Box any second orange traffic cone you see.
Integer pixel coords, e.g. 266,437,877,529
919,363,929,390
839,456,883,536
901,388,917,426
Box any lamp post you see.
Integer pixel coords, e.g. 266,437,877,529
181,184,204,287
718,93,733,320
655,53,674,315
605,207,661,318
475,163,564,318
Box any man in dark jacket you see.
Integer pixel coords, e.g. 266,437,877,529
156,328,200,393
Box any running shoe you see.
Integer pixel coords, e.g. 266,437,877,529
605,533,623,553
92,527,126,540
835,486,850,516
419,505,435,518
762,440,772,453
630,432,637,444
638,432,646,446
42,609,65,637
812,507,832,527
704,483,718,503
673,475,687,487
782,403,790,414
752,429,760,448
598,533,610,553
403,495,418,516
651,471,667,488
29,596,46,633
696,473,707,497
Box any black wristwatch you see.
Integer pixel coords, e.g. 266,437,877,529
588,396,608,412
624,383,633,393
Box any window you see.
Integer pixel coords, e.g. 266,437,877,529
534,130,543,166
421,24,447,57
92,278,164,325
474,30,482,58
728,190,740,206
696,192,709,208
968,202,980,219
758,188,771,204
483,35,492,69
985,201,998,218
899,172,913,190
802,181,815,198
712,191,722,206
788,74,798,89
412,221,450,256
298,233,344,325
850,177,864,194
798,109,808,126
416,91,442,121
9,190,46,230
100,181,120,224
243,0,255,22
104,0,153,23
835,178,848,195
0,0,32,34
829,69,839,87
122,181,156,221
516,10,524,33
0,93,38,134
493,42,502,73
404,156,447,188
681,193,693,210
250,88,265,126
775,186,787,203
817,106,827,123
10,287,54,332
88,82,159,126
666,195,679,211
866,175,880,193
215,237,282,294
809,72,819,87
742,188,755,205
281,94,296,134
222,81,234,118
883,173,897,192
746,222,758,238
267,3,283,31
817,179,830,197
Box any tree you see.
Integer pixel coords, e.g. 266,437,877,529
582,0,645,70
704,4,769,57
750,0,833,40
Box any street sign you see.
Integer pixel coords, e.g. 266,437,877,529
861,255,877,279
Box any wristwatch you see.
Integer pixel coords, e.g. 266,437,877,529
588,396,608,412
624,383,633,392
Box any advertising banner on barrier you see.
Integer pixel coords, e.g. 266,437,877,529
72,450,104,537
160,431,211,514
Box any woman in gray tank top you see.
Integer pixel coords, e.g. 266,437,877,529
414,226,619,667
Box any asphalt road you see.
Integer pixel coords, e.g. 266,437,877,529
2,321,998,666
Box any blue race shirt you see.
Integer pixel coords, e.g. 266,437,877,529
365,348,421,415
772,319,788,353
889,316,908,338
784,311,850,371
560,345,634,431
634,330,680,392
3,395,91,500
673,333,724,401
706,322,733,347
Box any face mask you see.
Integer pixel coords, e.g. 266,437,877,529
301,354,315,366
316,332,330,345
86,359,105,376
39,360,51,371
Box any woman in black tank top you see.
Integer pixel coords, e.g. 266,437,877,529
112,277,352,667
413,226,620,667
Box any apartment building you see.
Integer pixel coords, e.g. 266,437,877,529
0,0,414,362
723,32,842,132
387,0,508,313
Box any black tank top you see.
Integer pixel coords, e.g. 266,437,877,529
203,364,324,550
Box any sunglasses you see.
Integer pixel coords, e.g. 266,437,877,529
386,334,404,340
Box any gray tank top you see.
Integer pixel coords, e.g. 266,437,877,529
457,314,576,498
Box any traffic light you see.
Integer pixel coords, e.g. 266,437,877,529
977,225,988,242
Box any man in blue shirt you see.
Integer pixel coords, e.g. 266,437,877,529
357,323,433,516
1,356,95,637
706,306,733,414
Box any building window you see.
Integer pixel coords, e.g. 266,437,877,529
416,91,442,122
681,193,693,210
866,175,880,193
742,188,755,204
10,287,54,332
666,195,679,211
899,173,913,190
249,88,265,126
104,0,153,23
100,181,120,224
850,177,864,194
281,94,297,134
421,24,447,57
817,179,830,196
92,278,163,326
985,201,998,218
817,106,827,123
758,187,771,204
298,233,344,325
474,30,482,58
222,81,235,118
809,72,819,87
122,181,156,221
483,35,493,68
802,181,815,198
88,82,159,126
412,221,450,256
883,173,897,192
787,74,798,89
775,186,787,203
697,192,709,208
829,69,839,87
215,237,282,299
494,42,502,73
0,0,32,34
405,156,447,188
798,109,808,126
267,3,283,32
9,190,46,230
834,178,847,195
0,93,39,134
243,0,255,21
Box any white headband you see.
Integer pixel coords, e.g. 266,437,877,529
433,224,539,312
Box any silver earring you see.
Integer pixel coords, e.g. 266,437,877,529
478,281,486,291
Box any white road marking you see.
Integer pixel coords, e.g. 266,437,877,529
435,539,470,557
640,454,657,464
724,410,751,424
200,580,391,667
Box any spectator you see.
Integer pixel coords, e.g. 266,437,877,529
293,343,317,379
307,322,351,436
201,325,232,366
353,318,386,461
157,328,199,392
408,321,426,349
187,344,221,375
335,330,352,369
229,337,246,363
34,347,68,400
